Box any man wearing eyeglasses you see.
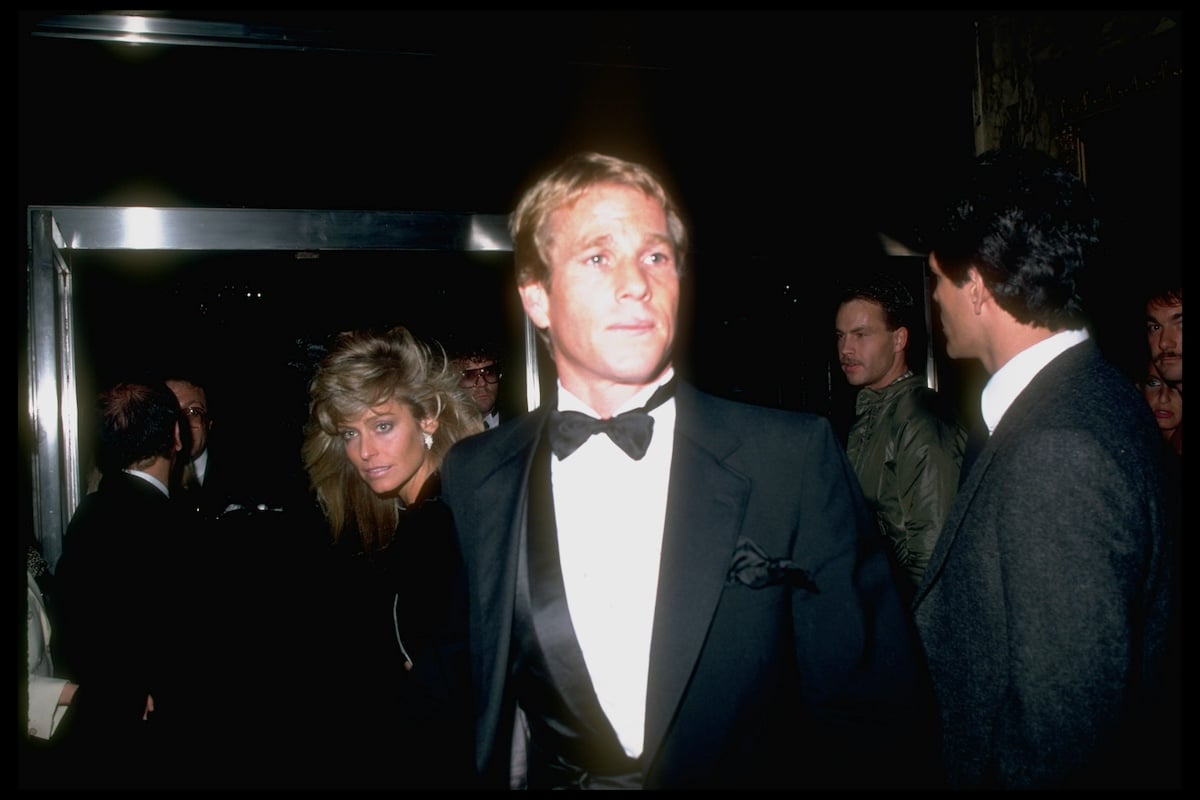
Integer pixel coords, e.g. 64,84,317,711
452,346,506,430
166,377,212,487
166,374,245,521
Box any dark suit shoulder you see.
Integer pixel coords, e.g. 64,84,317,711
682,383,829,427
674,385,851,480
1018,341,1159,443
680,383,838,443
444,407,543,475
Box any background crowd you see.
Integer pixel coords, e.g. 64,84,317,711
22,148,1181,790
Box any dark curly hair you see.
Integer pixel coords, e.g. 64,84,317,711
836,270,917,334
929,148,1100,331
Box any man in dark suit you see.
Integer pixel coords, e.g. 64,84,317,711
441,152,933,790
166,372,300,519
166,374,234,519
52,377,194,787
914,148,1177,789
450,340,509,430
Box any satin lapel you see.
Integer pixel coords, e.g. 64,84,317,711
467,413,545,769
641,426,749,771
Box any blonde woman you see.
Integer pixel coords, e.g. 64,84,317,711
302,325,482,788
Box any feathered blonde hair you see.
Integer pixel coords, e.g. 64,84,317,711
302,326,483,553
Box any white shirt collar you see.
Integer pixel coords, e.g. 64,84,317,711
124,468,170,498
192,448,209,484
981,328,1089,435
550,366,676,758
556,367,676,418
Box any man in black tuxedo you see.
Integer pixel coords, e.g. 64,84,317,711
441,152,933,789
914,148,1177,789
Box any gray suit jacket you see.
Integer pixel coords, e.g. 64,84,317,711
442,380,933,789
913,340,1175,789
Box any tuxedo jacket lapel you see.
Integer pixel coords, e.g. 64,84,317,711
643,386,749,771
457,393,755,779
466,412,544,770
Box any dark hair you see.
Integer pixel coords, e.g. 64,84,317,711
929,147,1099,331
837,270,916,334
94,379,181,474
447,336,503,368
1146,283,1183,310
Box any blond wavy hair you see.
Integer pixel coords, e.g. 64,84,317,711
510,151,690,291
302,326,484,553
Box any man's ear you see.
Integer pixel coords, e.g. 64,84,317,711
967,266,987,314
173,421,183,453
518,282,551,330
894,325,909,353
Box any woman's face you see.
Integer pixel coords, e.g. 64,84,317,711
1142,364,1182,439
338,398,437,503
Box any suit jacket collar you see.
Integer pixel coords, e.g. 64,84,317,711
914,339,1098,605
104,468,171,500
463,409,544,773
643,383,749,768
464,382,755,777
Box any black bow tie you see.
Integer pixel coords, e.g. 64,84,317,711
549,378,677,461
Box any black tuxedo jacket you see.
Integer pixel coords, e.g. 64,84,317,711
442,380,933,789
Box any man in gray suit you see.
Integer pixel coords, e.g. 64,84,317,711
441,152,933,789
914,148,1176,789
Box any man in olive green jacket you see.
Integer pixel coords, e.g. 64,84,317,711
835,272,966,595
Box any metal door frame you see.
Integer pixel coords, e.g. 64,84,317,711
24,206,525,570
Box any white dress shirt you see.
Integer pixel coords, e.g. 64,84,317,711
551,370,676,758
191,448,209,484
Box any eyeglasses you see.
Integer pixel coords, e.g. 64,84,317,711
460,366,502,386
183,406,208,422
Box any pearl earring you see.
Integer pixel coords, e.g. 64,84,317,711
423,432,433,450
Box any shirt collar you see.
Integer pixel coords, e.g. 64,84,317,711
192,448,209,483
981,328,1089,434
124,468,170,497
557,367,676,418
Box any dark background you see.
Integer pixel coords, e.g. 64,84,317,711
19,11,1179,448
19,11,978,235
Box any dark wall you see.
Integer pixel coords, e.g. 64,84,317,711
20,11,983,430
23,12,1176,431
